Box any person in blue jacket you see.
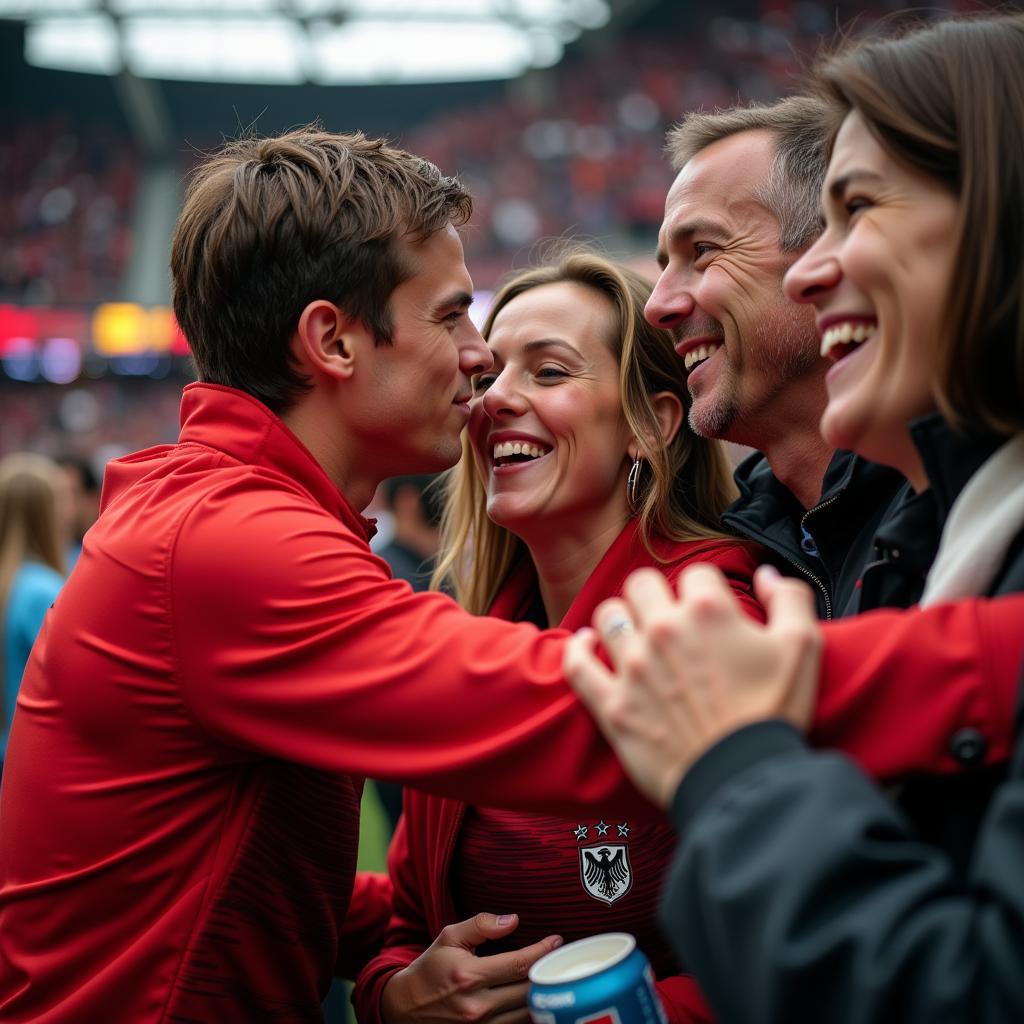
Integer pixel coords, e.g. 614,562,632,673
0,453,67,766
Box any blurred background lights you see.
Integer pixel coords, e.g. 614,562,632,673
93,303,149,356
91,303,179,356
17,0,611,83
40,337,82,384
1,337,39,382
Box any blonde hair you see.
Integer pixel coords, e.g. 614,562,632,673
0,454,67,686
432,248,738,614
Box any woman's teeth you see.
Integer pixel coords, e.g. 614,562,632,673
492,441,548,466
821,321,876,360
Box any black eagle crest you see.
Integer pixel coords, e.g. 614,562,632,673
583,847,629,901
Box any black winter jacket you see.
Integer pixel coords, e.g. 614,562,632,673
858,417,1012,875
723,449,906,619
856,416,1007,614
661,429,1024,1024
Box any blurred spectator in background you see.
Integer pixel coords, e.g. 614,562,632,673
0,116,136,306
0,453,67,770
376,475,444,593
55,454,101,567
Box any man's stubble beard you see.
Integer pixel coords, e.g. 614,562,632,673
686,305,820,443
687,359,739,439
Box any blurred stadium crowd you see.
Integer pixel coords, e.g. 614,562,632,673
1,0,920,473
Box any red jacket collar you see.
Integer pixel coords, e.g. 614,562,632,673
177,382,377,541
489,519,670,631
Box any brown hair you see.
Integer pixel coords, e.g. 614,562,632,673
666,96,835,251
814,13,1024,434
171,126,472,413
432,248,738,615
0,454,67,699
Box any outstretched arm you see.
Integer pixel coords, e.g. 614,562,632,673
566,567,1024,799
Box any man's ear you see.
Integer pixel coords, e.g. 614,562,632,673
627,391,685,459
292,300,367,381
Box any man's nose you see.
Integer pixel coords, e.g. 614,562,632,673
645,270,696,330
460,321,492,376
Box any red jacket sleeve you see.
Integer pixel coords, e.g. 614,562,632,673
655,975,716,1023
351,815,436,1024
336,870,392,981
170,493,652,818
811,595,1024,780
704,544,766,625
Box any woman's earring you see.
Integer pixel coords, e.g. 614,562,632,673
627,454,644,514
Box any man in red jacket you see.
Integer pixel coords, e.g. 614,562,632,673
0,127,644,1023
0,126,1018,1024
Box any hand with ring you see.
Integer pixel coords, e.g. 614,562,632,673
600,615,635,642
564,563,822,808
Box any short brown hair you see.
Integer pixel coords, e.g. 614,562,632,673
432,247,737,614
666,96,835,251
171,126,472,412
814,13,1024,434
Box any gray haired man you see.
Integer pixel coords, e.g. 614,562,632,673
646,97,907,617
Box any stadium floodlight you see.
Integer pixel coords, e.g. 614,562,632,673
0,0,96,11
26,15,121,75
10,0,611,83
311,19,559,84
129,17,308,83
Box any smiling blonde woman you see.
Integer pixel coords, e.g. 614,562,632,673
353,248,765,1024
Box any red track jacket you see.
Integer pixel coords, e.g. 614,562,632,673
0,384,653,1023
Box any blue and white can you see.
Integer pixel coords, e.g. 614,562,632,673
527,932,668,1024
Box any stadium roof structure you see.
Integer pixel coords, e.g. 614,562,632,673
2,0,620,84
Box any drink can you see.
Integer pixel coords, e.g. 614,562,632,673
527,932,668,1024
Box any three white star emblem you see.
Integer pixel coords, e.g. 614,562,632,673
574,821,631,841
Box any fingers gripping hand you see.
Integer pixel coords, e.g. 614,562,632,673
566,566,822,808
674,564,821,725
380,913,562,1024
566,571,697,809
750,565,822,727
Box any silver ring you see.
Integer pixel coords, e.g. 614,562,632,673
602,616,635,642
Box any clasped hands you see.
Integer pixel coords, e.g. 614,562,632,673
565,564,823,809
